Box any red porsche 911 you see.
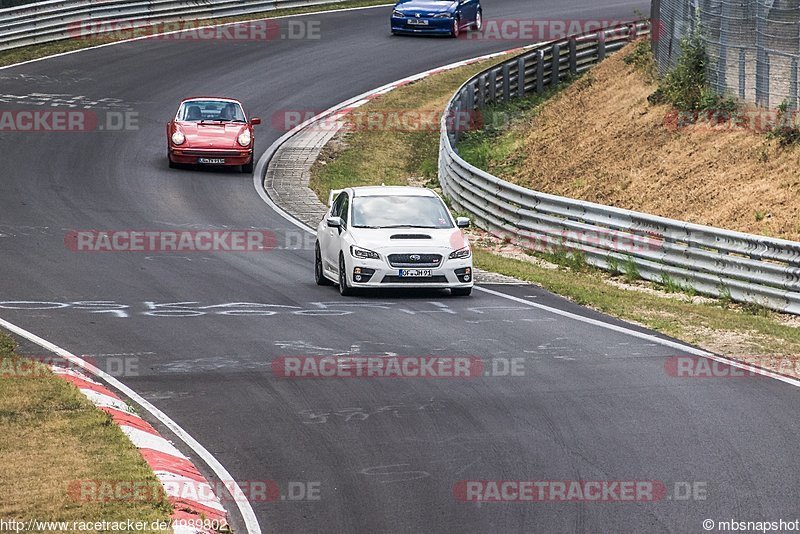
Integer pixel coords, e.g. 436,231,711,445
166,97,261,173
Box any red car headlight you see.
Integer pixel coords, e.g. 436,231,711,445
237,130,252,147
171,131,185,145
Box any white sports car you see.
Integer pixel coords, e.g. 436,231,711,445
315,186,474,296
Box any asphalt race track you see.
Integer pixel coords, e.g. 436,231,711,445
3,1,800,532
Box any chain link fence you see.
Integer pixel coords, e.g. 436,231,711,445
653,0,800,109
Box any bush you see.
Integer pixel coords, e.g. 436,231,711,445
653,30,740,123
659,33,708,112
624,39,657,80
767,99,800,147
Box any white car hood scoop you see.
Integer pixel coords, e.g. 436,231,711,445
390,234,432,240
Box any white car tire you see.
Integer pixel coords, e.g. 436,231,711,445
338,253,355,296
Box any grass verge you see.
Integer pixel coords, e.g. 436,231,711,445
0,332,172,526
0,0,391,68
309,45,800,370
309,55,509,200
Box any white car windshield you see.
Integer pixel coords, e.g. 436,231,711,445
178,100,246,122
351,195,454,229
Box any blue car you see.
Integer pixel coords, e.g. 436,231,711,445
391,0,483,37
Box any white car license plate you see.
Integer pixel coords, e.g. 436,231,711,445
399,269,432,277
198,158,225,164
408,19,429,25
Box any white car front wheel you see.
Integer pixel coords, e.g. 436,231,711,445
338,253,355,296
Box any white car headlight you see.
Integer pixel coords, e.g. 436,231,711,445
392,10,405,17
237,130,252,147
351,245,380,260
433,12,453,18
449,247,471,260
171,131,185,145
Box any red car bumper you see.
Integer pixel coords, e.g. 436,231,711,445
169,147,253,166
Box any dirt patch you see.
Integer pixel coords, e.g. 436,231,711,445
493,41,800,241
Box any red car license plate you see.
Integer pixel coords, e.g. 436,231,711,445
198,158,225,164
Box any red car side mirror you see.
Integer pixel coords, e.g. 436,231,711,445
250,117,261,126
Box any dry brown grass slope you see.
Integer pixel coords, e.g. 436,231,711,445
495,42,800,240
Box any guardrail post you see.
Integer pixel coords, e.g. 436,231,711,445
476,76,486,108
517,56,526,97
502,63,511,101
536,50,545,93
598,30,606,61
569,38,577,76
488,69,497,104
627,22,637,41
551,43,561,86
466,82,475,111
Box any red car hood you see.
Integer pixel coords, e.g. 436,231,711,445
175,121,248,148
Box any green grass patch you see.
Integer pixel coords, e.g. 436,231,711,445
0,0,391,68
0,333,173,525
456,75,582,177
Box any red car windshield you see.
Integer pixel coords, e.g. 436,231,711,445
177,100,246,122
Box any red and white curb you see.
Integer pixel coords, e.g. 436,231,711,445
49,365,227,533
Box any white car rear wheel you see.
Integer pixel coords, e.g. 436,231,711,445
315,243,334,286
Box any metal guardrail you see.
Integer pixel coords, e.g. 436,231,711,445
439,21,800,314
0,0,353,51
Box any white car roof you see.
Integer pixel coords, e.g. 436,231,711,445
350,186,438,198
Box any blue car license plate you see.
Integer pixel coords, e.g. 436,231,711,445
408,19,429,25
